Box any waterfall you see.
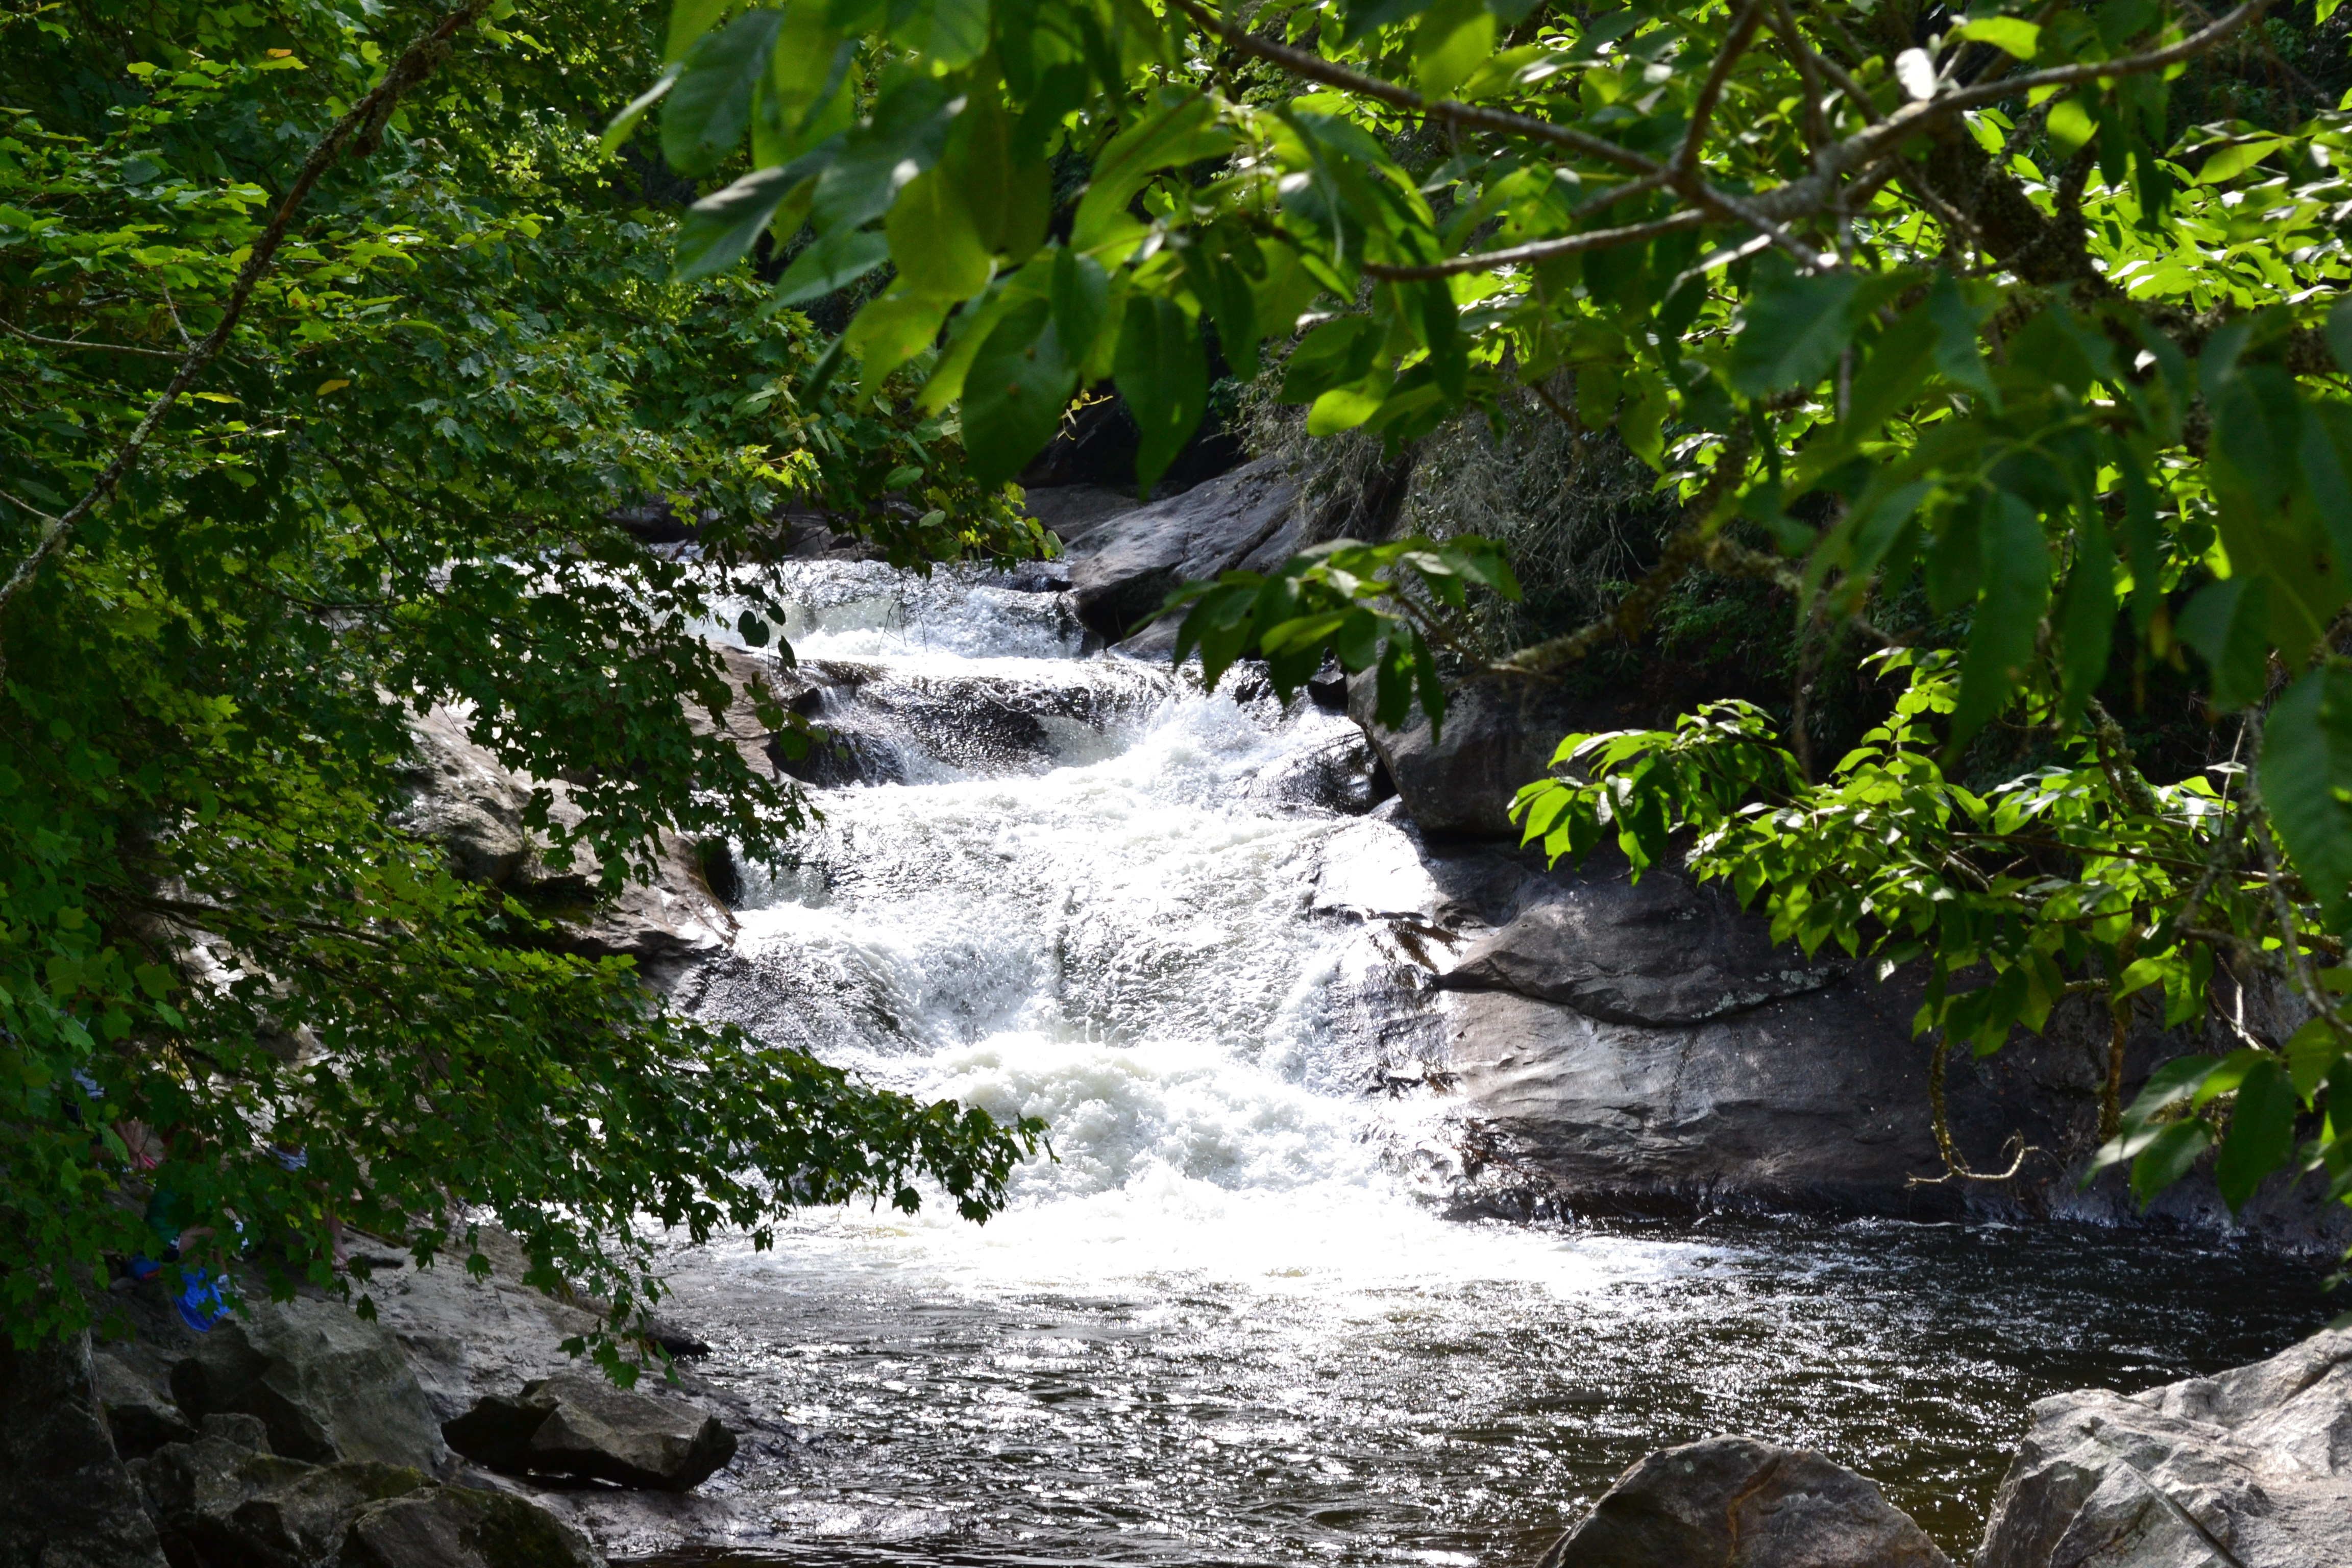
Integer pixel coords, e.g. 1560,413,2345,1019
643,560,2321,1567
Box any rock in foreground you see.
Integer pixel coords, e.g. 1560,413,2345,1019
1536,1435,1951,1568
341,1486,604,1568
169,1293,450,1474
0,1335,169,1568
1975,1325,2352,1568
443,1371,737,1491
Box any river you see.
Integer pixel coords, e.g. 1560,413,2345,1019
646,559,2330,1565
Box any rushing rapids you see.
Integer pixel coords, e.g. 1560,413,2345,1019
643,560,2328,1566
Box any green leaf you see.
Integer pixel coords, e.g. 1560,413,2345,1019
962,298,1078,488
2176,576,2271,712
1345,0,1440,42
1049,249,1111,369
1114,297,1209,496
1729,265,1860,397
1071,92,1232,256
888,0,989,66
2330,297,2352,376
2045,96,2097,158
674,164,809,283
848,287,953,399
1280,316,1379,404
774,227,892,305
1839,304,1937,446
2130,1119,2212,1205
946,96,1051,263
886,167,992,300
1927,272,1999,407
2194,136,2285,185
2261,669,2352,930
602,63,681,154
663,10,786,179
1948,491,2049,750
1413,0,1496,101
813,75,959,232
1953,16,2040,57
2053,517,2115,728
667,0,733,61
2215,1058,2298,1211
2286,1018,2344,1104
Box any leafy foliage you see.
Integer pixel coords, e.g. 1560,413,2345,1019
643,0,2352,1222
1,0,1043,1355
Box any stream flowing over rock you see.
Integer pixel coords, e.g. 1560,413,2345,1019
1974,1326,2352,1568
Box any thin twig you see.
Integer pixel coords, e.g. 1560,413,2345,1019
0,318,184,359
1362,210,1704,279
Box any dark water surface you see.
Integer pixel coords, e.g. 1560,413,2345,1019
633,1217,2330,1568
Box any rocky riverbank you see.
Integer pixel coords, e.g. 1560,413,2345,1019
1535,1323,2352,1568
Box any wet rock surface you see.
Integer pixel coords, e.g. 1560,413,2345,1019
1060,456,1304,646
0,1335,169,1568
1534,1435,1952,1568
1974,1326,2352,1568
443,1371,737,1492
772,657,1157,787
339,1485,605,1568
1434,875,1843,1026
1346,673,1615,839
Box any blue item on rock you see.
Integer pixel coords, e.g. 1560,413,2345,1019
174,1267,224,1333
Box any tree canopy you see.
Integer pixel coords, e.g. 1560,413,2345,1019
0,0,1044,1359
643,0,2352,1222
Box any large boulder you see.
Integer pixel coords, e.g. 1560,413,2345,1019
1434,872,1842,1026
442,1372,736,1492
1347,675,1615,840
169,1294,450,1475
1973,1326,2352,1568
0,1334,170,1568
90,1348,198,1459
1536,1435,1951,1567
135,1431,427,1568
1063,456,1303,646
340,1484,604,1568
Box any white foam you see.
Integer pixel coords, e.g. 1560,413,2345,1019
698,559,1701,1309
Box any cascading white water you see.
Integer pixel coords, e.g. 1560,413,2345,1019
648,561,2322,1568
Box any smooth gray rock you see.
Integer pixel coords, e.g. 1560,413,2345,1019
1536,1435,1951,1568
340,1484,605,1568
1974,1326,2352,1568
90,1347,197,1459
1065,456,1302,644
170,1294,450,1474
443,1372,736,1492
1434,875,1843,1026
0,1334,169,1568
136,1435,427,1568
392,705,731,981
1347,674,1611,839
393,706,533,885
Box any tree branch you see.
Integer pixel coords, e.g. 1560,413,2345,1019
0,0,493,619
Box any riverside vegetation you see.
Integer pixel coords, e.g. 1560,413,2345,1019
4,0,2351,1386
